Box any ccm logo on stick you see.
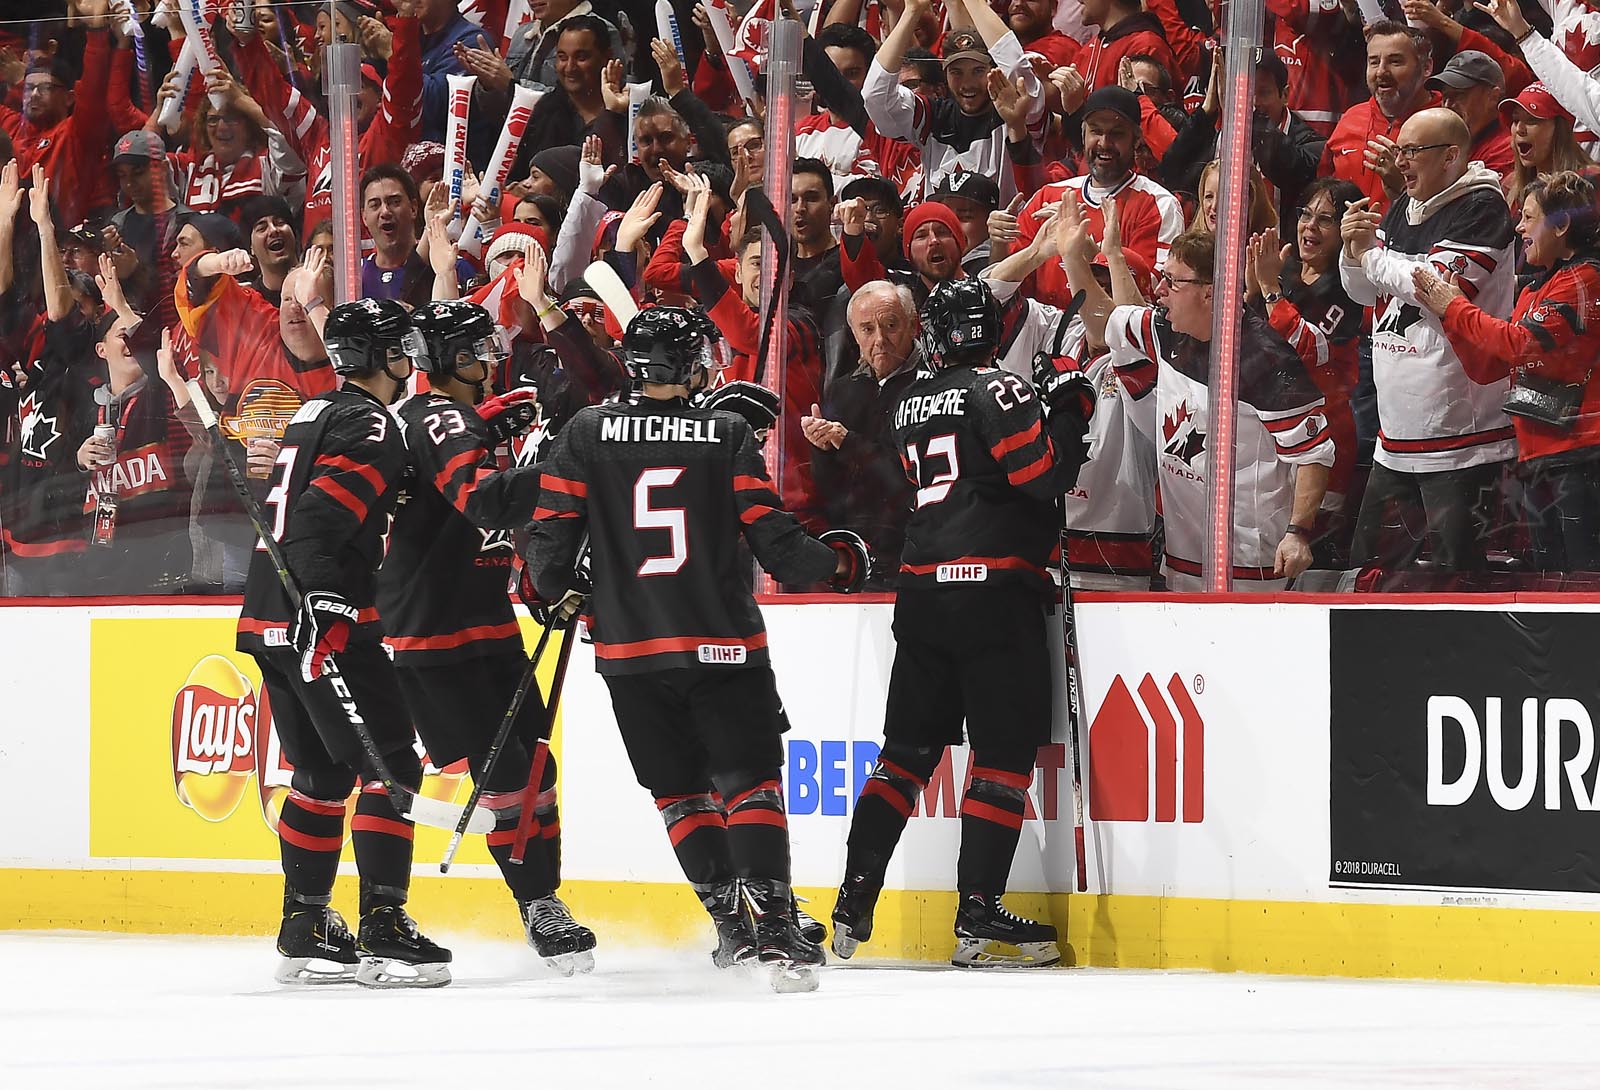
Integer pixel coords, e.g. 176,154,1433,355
1088,673,1204,823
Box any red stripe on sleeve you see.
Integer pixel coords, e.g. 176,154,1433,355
433,448,479,492
315,453,385,495
1007,446,1054,486
990,417,1043,461
543,475,588,497
308,475,370,523
733,473,770,492
739,503,779,525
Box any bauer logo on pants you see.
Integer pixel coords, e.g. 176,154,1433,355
1330,609,1600,894
1088,673,1204,823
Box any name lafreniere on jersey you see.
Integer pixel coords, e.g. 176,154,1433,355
600,415,724,443
893,388,968,429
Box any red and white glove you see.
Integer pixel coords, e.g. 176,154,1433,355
476,388,540,443
292,590,358,683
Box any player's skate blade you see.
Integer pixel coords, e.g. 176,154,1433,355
519,895,598,976
356,906,452,988
766,963,820,993
829,873,880,960
950,891,1061,969
274,907,358,984
950,937,1061,969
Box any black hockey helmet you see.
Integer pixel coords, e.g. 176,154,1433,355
920,277,1001,371
620,306,720,387
323,299,412,377
404,299,508,380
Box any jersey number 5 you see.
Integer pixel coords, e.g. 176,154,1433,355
904,433,960,508
634,467,688,576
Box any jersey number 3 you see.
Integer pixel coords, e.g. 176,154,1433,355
634,467,688,576
260,445,301,549
904,433,960,508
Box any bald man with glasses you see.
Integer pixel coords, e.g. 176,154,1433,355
1339,107,1518,575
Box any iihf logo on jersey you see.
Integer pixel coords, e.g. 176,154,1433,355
1161,401,1205,466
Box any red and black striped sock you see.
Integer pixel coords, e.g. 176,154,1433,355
957,764,1032,893
475,791,547,901
724,778,789,881
278,790,345,901
352,781,415,914
531,755,562,888
844,755,930,883
654,791,732,886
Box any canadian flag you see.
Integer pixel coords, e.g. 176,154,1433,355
471,254,529,338
727,0,778,71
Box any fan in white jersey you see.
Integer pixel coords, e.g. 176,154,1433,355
1064,205,1334,591
1338,107,1516,573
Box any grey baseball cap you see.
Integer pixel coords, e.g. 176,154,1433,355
1427,50,1505,91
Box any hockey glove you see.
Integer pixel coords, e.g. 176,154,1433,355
519,563,592,630
820,528,871,594
292,590,359,683
476,388,540,444
1031,350,1095,423
701,381,780,441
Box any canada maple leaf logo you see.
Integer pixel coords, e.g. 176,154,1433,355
1161,401,1206,466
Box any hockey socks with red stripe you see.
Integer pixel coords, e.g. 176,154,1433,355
957,758,1034,894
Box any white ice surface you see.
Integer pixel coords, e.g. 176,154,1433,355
4,932,1599,1090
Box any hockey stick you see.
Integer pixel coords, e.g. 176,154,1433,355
438,617,561,872
1057,519,1089,895
440,530,590,871
510,625,579,864
184,380,495,835
582,260,641,326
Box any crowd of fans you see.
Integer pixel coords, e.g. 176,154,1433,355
6,0,1600,597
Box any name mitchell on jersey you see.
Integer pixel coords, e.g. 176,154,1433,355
600,414,723,443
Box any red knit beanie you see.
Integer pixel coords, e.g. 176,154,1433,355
901,201,966,258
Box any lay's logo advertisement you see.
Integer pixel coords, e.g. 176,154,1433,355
170,656,259,822
88,617,514,865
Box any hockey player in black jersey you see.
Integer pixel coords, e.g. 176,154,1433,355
379,299,598,974
831,277,1094,969
525,306,870,993
238,299,450,989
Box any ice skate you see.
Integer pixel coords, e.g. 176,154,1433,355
792,895,826,946
950,892,1061,969
274,902,359,985
355,906,453,988
829,873,881,960
745,879,824,994
699,880,756,969
519,895,597,976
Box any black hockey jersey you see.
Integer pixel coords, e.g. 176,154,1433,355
891,364,1090,593
0,316,106,557
379,392,545,665
237,386,407,654
526,397,839,675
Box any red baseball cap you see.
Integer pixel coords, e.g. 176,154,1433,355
1091,247,1154,298
1501,82,1574,125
